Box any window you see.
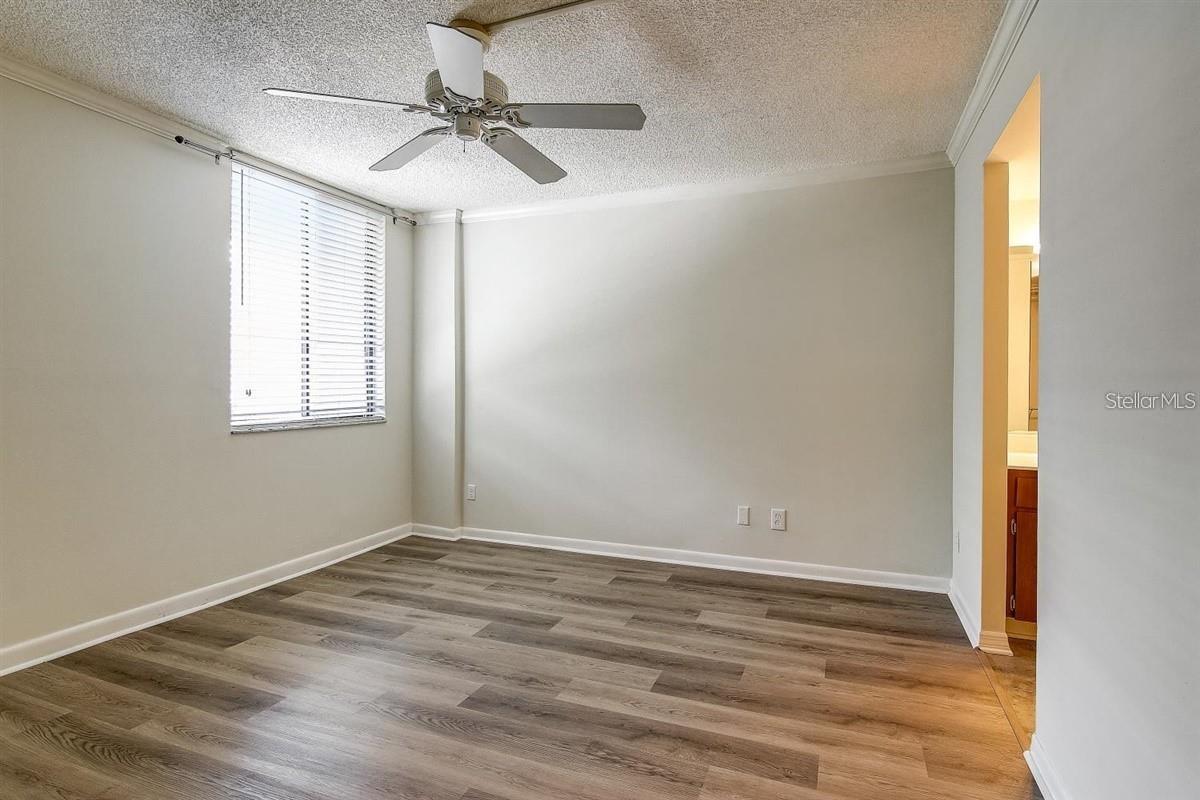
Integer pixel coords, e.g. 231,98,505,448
230,163,385,431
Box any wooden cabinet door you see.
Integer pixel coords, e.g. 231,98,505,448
1007,469,1038,623
1013,508,1037,621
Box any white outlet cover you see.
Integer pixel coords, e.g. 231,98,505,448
736,506,750,526
466,483,477,501
770,508,787,531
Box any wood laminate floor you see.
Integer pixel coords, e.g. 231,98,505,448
0,537,1042,799
983,639,1037,751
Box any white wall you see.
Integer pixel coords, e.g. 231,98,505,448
460,168,954,581
0,77,413,655
952,2,1200,797
412,218,463,530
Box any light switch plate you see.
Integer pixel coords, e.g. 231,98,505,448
770,508,787,531
736,505,750,526
466,483,477,501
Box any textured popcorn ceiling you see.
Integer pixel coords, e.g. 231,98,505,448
0,1,1002,211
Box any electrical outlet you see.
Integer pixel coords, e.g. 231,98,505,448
954,529,960,553
770,508,787,531
466,483,477,501
736,506,750,526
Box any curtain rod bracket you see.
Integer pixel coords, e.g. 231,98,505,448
174,134,228,164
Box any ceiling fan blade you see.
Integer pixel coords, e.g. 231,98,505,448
483,128,567,184
501,103,646,130
426,22,485,100
263,88,419,111
369,127,450,171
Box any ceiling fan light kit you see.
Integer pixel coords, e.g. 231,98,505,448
263,7,646,185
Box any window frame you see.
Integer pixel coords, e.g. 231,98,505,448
228,163,387,434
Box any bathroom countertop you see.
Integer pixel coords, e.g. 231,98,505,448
1008,452,1038,470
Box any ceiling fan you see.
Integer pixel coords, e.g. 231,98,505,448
263,2,646,185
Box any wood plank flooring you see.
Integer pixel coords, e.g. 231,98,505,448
0,537,1042,799
982,639,1037,751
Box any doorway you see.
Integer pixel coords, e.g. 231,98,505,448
980,76,1040,751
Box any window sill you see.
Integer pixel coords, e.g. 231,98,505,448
231,416,386,434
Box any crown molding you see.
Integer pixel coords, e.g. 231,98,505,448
0,53,416,222
5,46,970,227
946,0,1040,165
411,152,950,226
0,52,227,151
415,209,464,225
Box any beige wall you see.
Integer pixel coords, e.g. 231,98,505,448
1009,198,1040,249
459,169,955,579
0,78,413,651
980,162,1010,647
952,2,1200,797
1008,252,1032,432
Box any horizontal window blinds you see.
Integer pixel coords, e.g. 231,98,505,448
230,163,386,430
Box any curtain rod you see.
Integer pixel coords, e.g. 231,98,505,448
173,136,415,226
0,56,415,226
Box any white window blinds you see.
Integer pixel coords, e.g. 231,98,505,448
230,163,386,431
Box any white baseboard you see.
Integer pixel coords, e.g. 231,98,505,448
410,523,464,540
947,581,1012,655
408,524,949,594
1026,735,1070,800
3,521,955,676
948,579,981,646
0,523,412,676
979,629,1014,656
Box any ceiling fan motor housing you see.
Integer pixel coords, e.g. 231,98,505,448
425,70,510,141
425,70,509,108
